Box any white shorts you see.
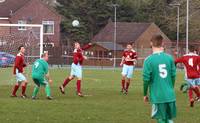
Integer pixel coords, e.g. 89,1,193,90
121,64,134,79
70,63,82,78
16,69,27,82
186,78,200,87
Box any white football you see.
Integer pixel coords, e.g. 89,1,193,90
72,20,79,27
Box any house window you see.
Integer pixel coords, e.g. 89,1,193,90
104,51,108,58
85,51,88,55
109,52,112,58
43,21,54,35
18,20,26,30
99,51,103,57
90,51,94,56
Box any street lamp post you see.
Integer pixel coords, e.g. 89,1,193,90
109,4,119,68
186,0,189,54
169,3,180,56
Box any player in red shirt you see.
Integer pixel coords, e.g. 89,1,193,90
120,43,137,94
175,46,200,107
11,45,28,98
59,42,92,97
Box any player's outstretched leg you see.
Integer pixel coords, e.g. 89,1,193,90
11,82,21,97
21,81,28,98
32,85,40,100
192,86,200,101
77,78,83,97
59,76,74,94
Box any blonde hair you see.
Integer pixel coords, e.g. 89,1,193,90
41,51,48,58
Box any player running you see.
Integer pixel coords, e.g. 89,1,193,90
59,42,92,97
175,46,200,107
120,43,137,94
143,34,176,123
32,52,53,100
11,45,28,98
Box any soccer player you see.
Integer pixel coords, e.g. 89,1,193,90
59,42,92,97
175,46,200,107
11,45,28,98
120,43,137,94
32,52,53,100
143,34,176,123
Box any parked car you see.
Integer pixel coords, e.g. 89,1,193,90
0,52,15,67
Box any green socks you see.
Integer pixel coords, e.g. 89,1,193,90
32,86,39,97
32,84,51,97
45,84,51,97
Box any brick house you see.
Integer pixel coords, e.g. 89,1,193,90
91,20,172,67
0,0,62,64
0,0,61,47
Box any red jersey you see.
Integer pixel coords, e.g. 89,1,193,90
73,44,92,65
122,49,137,65
175,53,200,79
13,53,26,74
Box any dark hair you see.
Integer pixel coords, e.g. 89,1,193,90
189,45,196,52
127,43,133,46
18,45,24,51
151,34,163,47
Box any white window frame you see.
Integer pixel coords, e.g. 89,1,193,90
18,20,27,30
42,21,54,35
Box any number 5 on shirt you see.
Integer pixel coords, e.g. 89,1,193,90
159,64,167,78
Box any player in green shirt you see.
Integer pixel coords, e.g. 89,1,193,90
32,51,53,100
143,34,176,123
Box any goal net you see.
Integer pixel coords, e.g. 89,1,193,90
0,24,43,63
0,24,43,85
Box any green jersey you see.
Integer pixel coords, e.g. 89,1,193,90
143,51,176,104
32,59,48,80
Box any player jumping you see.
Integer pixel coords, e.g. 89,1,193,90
32,52,53,100
175,46,200,107
59,42,92,97
11,45,28,98
143,34,177,123
120,43,137,94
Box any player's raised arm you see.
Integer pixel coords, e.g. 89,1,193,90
81,43,93,50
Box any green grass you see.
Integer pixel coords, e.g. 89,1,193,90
0,68,200,123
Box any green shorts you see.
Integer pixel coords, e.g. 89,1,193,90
151,101,176,120
32,78,48,87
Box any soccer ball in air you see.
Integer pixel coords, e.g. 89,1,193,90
72,20,80,27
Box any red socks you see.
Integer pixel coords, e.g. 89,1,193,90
62,78,81,93
188,88,193,101
22,83,28,95
77,80,81,93
12,84,19,96
63,78,73,87
126,82,130,91
121,80,125,90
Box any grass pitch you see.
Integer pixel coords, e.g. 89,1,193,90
0,68,200,123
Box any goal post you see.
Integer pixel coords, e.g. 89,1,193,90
0,23,44,58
